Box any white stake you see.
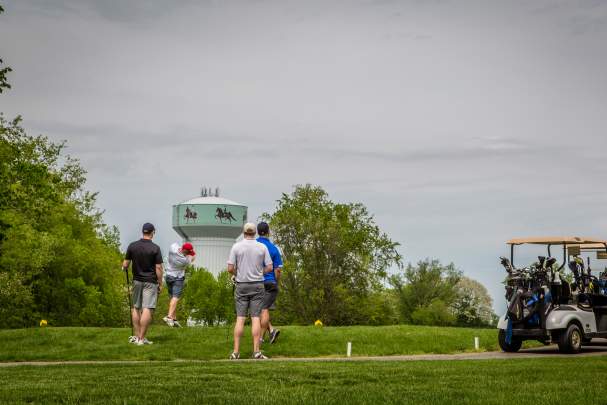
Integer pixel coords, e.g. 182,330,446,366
347,342,352,357
474,336,480,350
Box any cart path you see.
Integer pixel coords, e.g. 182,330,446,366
1,343,607,367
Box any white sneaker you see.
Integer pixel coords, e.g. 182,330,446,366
141,338,153,345
252,351,268,360
172,320,182,328
163,316,174,327
128,336,138,344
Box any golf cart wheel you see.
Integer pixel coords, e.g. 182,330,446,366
557,324,583,354
498,329,522,353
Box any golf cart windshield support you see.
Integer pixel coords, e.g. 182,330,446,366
507,237,607,270
510,243,565,270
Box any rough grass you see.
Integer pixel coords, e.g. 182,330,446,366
1,358,607,404
0,325,515,361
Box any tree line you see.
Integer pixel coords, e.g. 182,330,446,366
180,185,495,328
0,119,495,329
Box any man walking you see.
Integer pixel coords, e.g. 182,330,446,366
227,222,272,359
163,242,196,327
122,223,163,345
256,222,283,344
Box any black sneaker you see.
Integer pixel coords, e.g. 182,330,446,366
269,329,280,344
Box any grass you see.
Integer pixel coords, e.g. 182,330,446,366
0,324,517,361
1,358,607,404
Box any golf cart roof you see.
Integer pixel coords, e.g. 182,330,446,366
569,243,607,251
507,237,607,246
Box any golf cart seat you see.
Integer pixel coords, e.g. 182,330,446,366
589,293,607,307
559,281,571,304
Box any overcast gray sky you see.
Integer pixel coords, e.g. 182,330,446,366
1,0,606,310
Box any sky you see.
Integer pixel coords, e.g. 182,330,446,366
1,0,606,311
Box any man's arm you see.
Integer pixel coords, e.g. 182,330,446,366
273,247,283,280
156,264,164,289
227,245,236,277
122,259,131,270
263,246,273,274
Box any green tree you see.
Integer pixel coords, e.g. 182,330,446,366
390,259,461,326
261,184,402,325
0,6,12,93
181,268,233,326
0,115,124,328
451,276,495,326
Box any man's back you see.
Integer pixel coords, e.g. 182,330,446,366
126,239,163,283
228,239,271,283
166,242,189,278
257,237,282,283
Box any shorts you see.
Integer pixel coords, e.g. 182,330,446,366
132,280,158,309
235,282,264,318
262,282,279,310
165,275,185,298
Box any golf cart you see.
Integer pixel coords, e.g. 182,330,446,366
497,237,607,354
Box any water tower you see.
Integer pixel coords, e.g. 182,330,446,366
172,187,247,276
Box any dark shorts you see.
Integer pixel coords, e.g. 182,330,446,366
262,282,279,310
165,275,185,298
235,282,265,317
132,280,158,309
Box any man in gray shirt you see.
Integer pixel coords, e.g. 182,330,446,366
227,222,272,359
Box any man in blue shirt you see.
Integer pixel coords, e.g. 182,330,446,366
257,222,283,344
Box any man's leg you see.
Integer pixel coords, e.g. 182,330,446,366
168,297,179,319
260,309,270,338
131,308,141,337
233,316,246,354
138,308,154,340
251,316,262,353
138,282,158,340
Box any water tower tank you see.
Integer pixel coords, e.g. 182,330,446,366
172,190,247,276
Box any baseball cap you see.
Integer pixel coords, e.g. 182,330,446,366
182,242,195,255
257,222,270,235
243,222,257,235
142,223,156,233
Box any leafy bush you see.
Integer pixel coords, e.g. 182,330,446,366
181,268,233,326
0,116,125,328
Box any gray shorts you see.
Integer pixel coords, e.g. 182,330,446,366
262,282,279,310
235,282,264,318
132,280,158,309
165,275,185,298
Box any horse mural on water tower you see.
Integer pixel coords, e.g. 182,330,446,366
184,206,198,223
215,206,237,223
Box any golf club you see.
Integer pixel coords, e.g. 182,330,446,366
123,267,134,337
226,276,236,341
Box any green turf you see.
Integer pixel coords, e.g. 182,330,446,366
0,325,517,361
1,358,606,404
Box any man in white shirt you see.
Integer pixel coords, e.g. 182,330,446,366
227,223,272,360
163,242,195,327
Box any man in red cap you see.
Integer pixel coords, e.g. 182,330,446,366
163,241,196,327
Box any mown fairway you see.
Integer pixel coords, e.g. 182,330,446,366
1,358,607,404
0,325,511,361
